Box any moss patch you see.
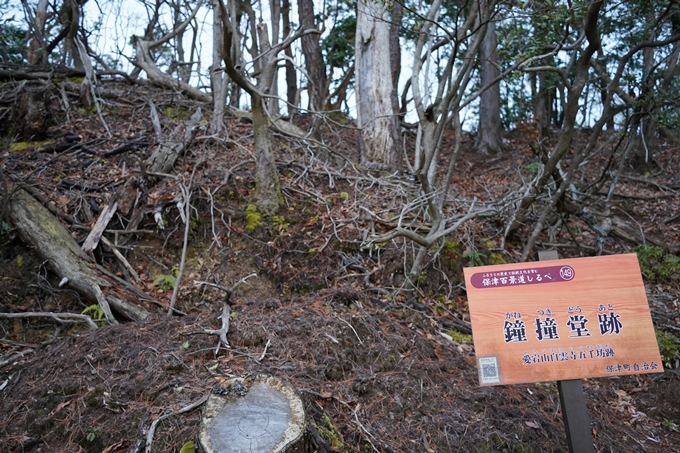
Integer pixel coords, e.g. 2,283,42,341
245,204,262,233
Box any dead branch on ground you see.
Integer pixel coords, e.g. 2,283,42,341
0,311,99,330
143,393,209,453
2,175,154,323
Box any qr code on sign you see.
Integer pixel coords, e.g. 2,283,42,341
478,357,500,384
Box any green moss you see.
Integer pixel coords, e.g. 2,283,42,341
339,191,349,202
9,142,30,152
8,140,56,152
15,255,23,267
443,240,460,256
317,414,344,450
272,215,289,232
488,252,507,265
163,105,190,119
445,330,473,343
179,441,195,453
245,204,262,233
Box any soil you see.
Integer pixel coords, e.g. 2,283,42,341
1,82,679,453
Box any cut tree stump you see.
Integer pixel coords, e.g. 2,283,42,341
199,375,310,453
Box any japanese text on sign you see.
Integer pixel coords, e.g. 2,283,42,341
464,254,664,386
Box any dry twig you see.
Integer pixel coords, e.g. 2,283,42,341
0,311,98,330
144,393,209,453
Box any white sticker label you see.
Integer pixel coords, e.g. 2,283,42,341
479,356,500,384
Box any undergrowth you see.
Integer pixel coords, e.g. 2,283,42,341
633,245,680,282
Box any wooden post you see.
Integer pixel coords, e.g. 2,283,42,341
538,250,595,453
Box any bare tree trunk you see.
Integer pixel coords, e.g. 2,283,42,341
355,0,397,168
389,0,404,169
534,70,553,139
632,6,658,169
252,93,283,215
250,23,283,215
26,0,49,65
267,0,281,116
506,0,604,238
63,0,86,69
133,0,211,102
282,0,298,118
298,0,328,114
476,19,504,155
531,0,553,140
172,0,188,82
211,0,228,134
219,1,284,216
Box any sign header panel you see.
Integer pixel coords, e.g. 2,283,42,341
463,254,663,386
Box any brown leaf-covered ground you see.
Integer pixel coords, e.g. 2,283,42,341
1,80,679,452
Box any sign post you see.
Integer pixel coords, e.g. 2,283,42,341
463,252,663,452
539,250,593,453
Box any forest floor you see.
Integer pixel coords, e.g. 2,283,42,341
1,81,680,453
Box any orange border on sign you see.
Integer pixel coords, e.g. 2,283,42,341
463,254,663,386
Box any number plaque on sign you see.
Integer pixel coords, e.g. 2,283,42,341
463,254,663,386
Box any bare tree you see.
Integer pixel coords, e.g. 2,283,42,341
132,0,211,102
298,0,328,114
368,0,503,289
506,0,605,241
507,0,680,259
476,14,505,155
23,0,49,65
218,0,319,216
355,0,399,168
210,0,228,133
281,0,298,118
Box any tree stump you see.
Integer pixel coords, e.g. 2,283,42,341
199,375,310,453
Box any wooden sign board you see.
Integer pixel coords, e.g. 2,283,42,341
463,254,663,386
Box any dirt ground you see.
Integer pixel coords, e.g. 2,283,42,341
1,82,680,452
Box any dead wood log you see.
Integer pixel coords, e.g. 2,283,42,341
81,202,118,252
199,375,311,453
229,107,307,139
3,180,152,322
581,208,680,254
0,66,86,81
146,107,203,174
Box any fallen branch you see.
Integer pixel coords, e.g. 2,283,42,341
146,107,202,174
366,204,495,247
3,175,155,323
194,273,257,354
202,302,231,354
0,348,34,368
100,236,141,282
168,180,193,316
81,202,118,252
144,393,209,453
0,311,98,330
